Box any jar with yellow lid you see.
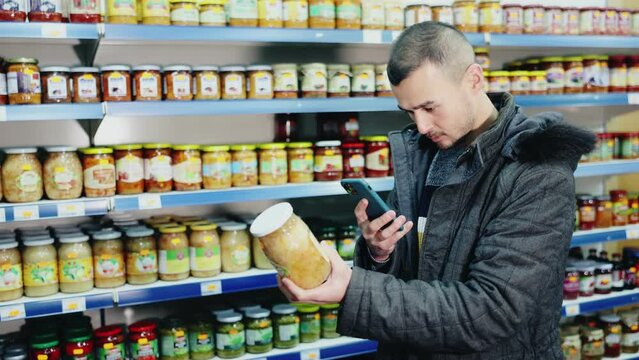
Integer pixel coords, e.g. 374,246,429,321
488,71,510,93
81,147,116,198
529,70,547,95
335,0,360,29
258,0,282,27
361,0,383,29
383,0,402,30
375,64,392,97
144,143,173,193
199,0,226,25
142,0,170,24
509,71,530,96
190,223,221,278
563,56,584,94
453,0,478,33
283,0,308,27
164,65,193,101
542,57,565,94
309,0,335,28
287,142,314,183
170,0,199,24
202,145,232,189
107,0,138,23
259,143,288,185
7,58,42,105
172,145,202,191
474,47,490,71
351,64,375,97
328,64,351,98
231,144,258,187
193,66,220,100
228,0,258,26
221,66,247,100
478,0,502,33
432,3,452,25
404,2,430,28
158,225,190,281
300,63,327,98
247,65,274,99
114,144,145,195
273,63,299,99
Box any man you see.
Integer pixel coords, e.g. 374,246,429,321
279,21,595,359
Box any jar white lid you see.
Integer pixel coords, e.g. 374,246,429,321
237,304,261,313
59,234,90,243
93,230,122,240
405,1,429,7
597,263,613,271
250,202,293,238
163,65,192,72
220,66,246,72
71,67,100,73
217,312,243,323
211,309,235,317
600,314,621,323
24,238,54,246
247,65,272,71
245,308,271,319
45,146,78,152
0,241,18,249
41,66,71,73
193,65,220,71
272,304,297,315
133,65,162,72
126,228,154,238
315,140,342,147
101,65,131,72
4,147,38,154
221,222,248,231
429,0,452,7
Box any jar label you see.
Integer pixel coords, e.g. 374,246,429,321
336,2,360,20
622,332,639,347
0,73,6,96
171,5,198,22
30,0,62,13
504,7,522,29
274,69,298,92
230,0,258,19
107,73,128,97
300,317,320,335
59,257,93,283
546,68,565,89
252,72,273,96
314,155,343,173
84,164,116,190
258,0,281,20
23,261,58,287
129,338,159,360
200,6,226,24
109,0,136,16
561,334,581,360
579,273,595,294
143,0,169,17
563,274,579,294
97,343,125,360
70,0,98,13
511,78,531,93
405,7,431,27
53,166,78,191
203,161,231,180
231,245,250,266
309,3,334,19
375,70,391,92
173,158,202,184
190,245,221,271
126,250,158,275
216,330,245,351
47,75,68,100
629,68,639,87
246,327,273,346
77,75,98,99
260,157,287,177
479,6,502,26
232,158,258,176
144,156,172,182
7,71,41,95
0,263,22,291
138,75,159,98
489,78,510,93
328,72,351,94
169,74,191,98
160,333,188,357
565,66,584,89
606,327,622,346
283,0,308,22
365,148,389,171
346,153,365,170
584,63,602,88
613,269,625,289
384,4,402,27
196,74,219,97
277,324,299,341
362,1,383,26
338,238,355,258
301,69,326,92
290,156,313,173
159,249,189,274
352,69,375,93
16,170,41,192
224,74,244,96
579,205,595,222
453,5,477,27
94,253,124,279
189,331,214,353
116,155,144,184
596,273,612,291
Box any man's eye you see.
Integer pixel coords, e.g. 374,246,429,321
424,108,434,112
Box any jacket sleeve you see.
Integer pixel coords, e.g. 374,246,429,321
338,167,574,352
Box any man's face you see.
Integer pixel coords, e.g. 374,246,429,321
393,62,476,149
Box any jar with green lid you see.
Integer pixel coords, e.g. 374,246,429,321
272,304,299,349
216,312,245,359
160,318,189,360
188,316,214,360
296,304,320,343
245,308,273,354
337,225,356,260
320,304,340,338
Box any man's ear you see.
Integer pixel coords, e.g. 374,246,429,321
465,63,485,93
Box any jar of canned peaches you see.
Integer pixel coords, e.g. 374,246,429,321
258,143,288,185
231,144,258,187
287,142,314,183
202,145,232,189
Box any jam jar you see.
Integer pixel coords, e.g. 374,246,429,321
29,0,63,22
363,136,389,178
611,189,629,226
172,145,202,191
595,195,613,229
335,0,360,29
283,0,309,28
82,147,116,198
247,65,274,99
577,195,596,231
144,143,173,193
595,263,613,295
563,267,579,300
503,3,523,34
71,67,101,103
193,66,220,100
342,142,365,179
287,142,314,183
94,326,126,360
563,56,584,94
114,144,145,195
452,0,478,33
141,0,171,25
478,0,502,33
314,141,343,181
628,55,639,92
609,55,628,93
308,0,335,29
69,0,101,22
431,3,452,25
361,0,383,30
164,65,193,101
619,8,632,36
529,70,547,95
41,66,71,104
601,314,622,358
101,65,132,102
0,0,27,21
509,71,530,96
404,3,431,28
542,57,565,94
579,265,596,297
7,58,41,105
220,66,247,100
133,65,162,101
199,0,226,26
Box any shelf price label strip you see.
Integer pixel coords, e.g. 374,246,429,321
0,293,113,321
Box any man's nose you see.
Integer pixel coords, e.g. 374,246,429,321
414,111,432,135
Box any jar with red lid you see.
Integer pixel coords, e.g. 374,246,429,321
611,189,629,226
522,4,544,34
63,328,94,360
627,55,639,92
562,7,579,35
128,321,159,360
595,263,613,295
577,195,596,231
0,60,7,105
94,326,126,360
619,8,632,36
339,114,360,143
604,8,619,35
342,142,365,179
29,0,63,22
314,141,343,181
362,136,389,178
0,0,26,21
595,195,613,229
609,55,628,93
579,265,596,297
502,4,523,34
630,193,639,225
543,7,562,35
30,333,61,360
564,267,579,300
69,0,101,22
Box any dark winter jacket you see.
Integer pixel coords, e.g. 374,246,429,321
336,92,596,359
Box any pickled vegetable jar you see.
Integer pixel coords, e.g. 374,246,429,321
351,64,375,97
272,304,299,349
273,63,298,99
509,71,530,96
189,223,221,278
215,312,245,359
142,0,170,24
170,0,198,24
23,237,59,297
247,65,274,99
82,148,116,198
228,0,258,27
172,145,202,191
158,226,189,281
287,142,313,183
296,304,320,343
125,227,158,285
160,318,189,360
432,4,452,24
199,0,226,26
7,58,41,105
523,4,544,34
300,63,327,98
251,230,273,269
309,0,334,28
114,144,144,195
144,143,173,193
245,308,273,354
404,3,430,27
221,223,251,273
258,143,287,185
258,0,282,27
193,66,220,100
314,140,343,181
107,0,137,23
58,234,93,293
71,67,101,103
128,321,159,360
69,0,101,22
101,65,132,102
335,0,360,29
133,65,162,101
384,0,402,30
231,144,258,187
337,225,356,260
188,318,213,360
283,0,308,28
43,147,83,200
0,240,22,301
2,147,43,203
92,230,125,288
453,0,478,33
563,56,584,94
202,145,232,189
220,66,247,100
41,66,71,104
320,304,340,338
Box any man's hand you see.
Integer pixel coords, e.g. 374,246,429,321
355,198,413,262
278,242,352,304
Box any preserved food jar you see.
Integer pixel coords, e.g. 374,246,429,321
619,8,632,36
431,3,452,25
220,66,246,100
523,4,544,34
215,312,245,359
595,195,613,229
128,321,159,360
29,0,63,22
597,55,610,92
58,234,93,293
580,7,601,35
287,142,313,183
598,133,615,161
335,0,359,29
92,230,125,288
199,0,226,26
488,71,510,93
300,63,327,98
351,63,375,97
338,224,356,260
0,60,6,105
2,147,43,203
125,227,158,285
404,2,429,27
320,304,340,339
634,10,639,35
160,318,188,360
584,55,603,93
579,265,596,297
309,0,334,28
71,67,101,103
542,57,565,94
69,0,101,22
41,66,71,104
43,147,82,200
478,0,502,33
247,65,273,99
621,132,639,159
258,0,282,27
474,48,490,71
251,227,273,269
605,8,619,35
296,304,320,343
258,143,287,185
114,144,144,195
158,225,189,281
601,314,622,357
283,0,308,28
509,71,530,95
0,240,22,301
133,65,162,101
563,267,579,300
273,63,298,99
172,145,202,191
63,327,94,360
272,304,299,349
189,223,221,278
107,0,137,23
361,0,382,29
620,310,639,354
82,148,116,198
578,195,596,230
384,0,402,30
319,226,337,250
144,143,172,193
628,55,639,92
314,140,342,181
595,263,613,295
327,64,351,98
202,145,231,189
453,0,477,32
543,6,562,35
95,326,125,360
23,237,58,297
244,308,273,354
30,334,61,360
529,70,547,95
231,144,258,187
142,0,170,24
562,7,579,35
188,317,213,360
101,65,132,102
560,324,581,360
503,3,522,34
375,63,392,97
193,66,220,100
342,142,365,178
363,136,389,177
7,58,41,105
611,190,629,226
228,0,258,26
563,56,584,94
221,223,251,273
164,65,192,101
0,0,26,21
170,0,198,24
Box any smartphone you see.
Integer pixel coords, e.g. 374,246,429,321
341,178,403,230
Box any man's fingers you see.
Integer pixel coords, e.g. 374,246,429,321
368,210,396,234
354,199,370,226
277,276,295,301
389,221,414,243
281,276,309,302
379,215,408,240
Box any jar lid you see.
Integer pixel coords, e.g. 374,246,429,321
245,308,271,319
489,71,510,77
597,55,609,61
247,65,272,71
525,59,540,64
404,1,429,7
0,241,18,249
375,63,387,71
94,325,123,338
230,144,256,151
352,63,375,69
272,63,298,70
126,227,154,238
164,65,192,72
7,57,38,64
159,225,187,233
133,65,161,72
315,140,342,147
41,66,71,72
522,4,543,9
113,144,143,151
4,147,38,154
502,3,522,7
541,56,564,62
509,71,530,77
191,223,218,231
287,142,313,149
202,145,230,152
342,142,365,149
101,65,131,72
170,0,197,3
563,56,583,62
300,63,327,69
92,230,122,240
23,238,54,246
577,194,594,201
71,67,100,73
173,144,200,151
320,303,340,310
217,312,243,323
221,223,248,231
81,147,113,155
193,65,220,71
258,143,286,150
154,222,180,229
611,189,628,196
211,309,235,318
220,66,246,72
182,220,209,227
595,195,611,201
597,263,613,271
609,55,627,62
45,146,77,152
474,47,488,54
361,135,389,142
327,64,351,71
600,314,621,323
250,202,293,238
272,304,297,315
59,234,90,243
295,304,320,313
529,71,547,76
143,143,172,149
129,320,157,333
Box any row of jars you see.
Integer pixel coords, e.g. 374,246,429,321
0,139,391,203
581,132,639,163
0,59,393,105
576,190,637,231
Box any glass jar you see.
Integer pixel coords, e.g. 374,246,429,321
577,195,596,231
628,55,639,92
595,263,613,295
327,64,351,98
158,226,189,281
600,314,622,358
231,144,258,187
563,267,579,300
258,143,288,185
542,57,565,95
23,238,58,297
169,0,198,24
41,66,71,104
228,0,258,26
2,148,43,203
634,10,639,35
220,66,247,100
193,66,220,100
287,142,314,183
164,65,193,101
529,70,547,95
563,56,584,94
215,312,245,359
160,318,189,360
63,328,94,360
318,226,337,250
125,227,158,285
283,0,308,28
309,0,334,28
296,304,320,343
509,71,530,96
342,142,365,179
0,0,26,21
0,240,22,301
273,63,299,99
404,3,430,27
584,55,603,93
7,58,41,105
244,308,273,354
92,230,125,289
384,0,402,30
107,0,137,23
101,65,132,102
599,133,615,161
258,0,282,27
611,190,629,226
337,225,356,260
30,334,61,360
361,0,382,29
608,55,627,93
29,0,64,21
199,0,226,26
314,140,343,181
562,7,579,35
133,65,162,101
221,223,251,273
58,234,93,293
202,145,231,189
453,0,477,32
141,0,170,24
42,147,82,200
432,4,452,25
619,8,632,36
542,6,562,35
478,0,502,33
375,63,392,97
143,144,173,193
0,60,6,105
71,67,101,103
620,310,639,354
363,136,389,177
630,194,639,224
351,63,375,97
621,132,639,159
605,8,619,35
172,145,202,191
474,48,490,71
128,321,159,360
189,223,221,278
68,0,101,22
579,265,596,297
595,195,613,229
81,147,116,198
246,65,274,99
114,144,144,195
488,71,510,93
579,7,596,35
251,230,273,269
560,324,581,360
335,0,359,29
300,63,327,98
272,304,299,349
503,4,522,34
188,317,213,360
523,4,544,34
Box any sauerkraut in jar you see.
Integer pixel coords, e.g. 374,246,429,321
158,225,190,281
2,147,43,203
221,223,251,273
202,145,232,190
23,237,59,297
92,230,126,288
43,147,83,200
189,223,221,278
58,234,94,293
0,240,23,301
82,148,116,198
144,143,173,193
114,144,145,195
172,145,202,191
125,227,158,285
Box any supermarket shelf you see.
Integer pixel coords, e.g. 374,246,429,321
515,93,632,108
562,288,639,317
0,23,99,40
488,33,639,49
0,198,110,223
572,225,639,248
0,104,104,121
238,337,377,360
604,353,639,360
574,159,639,177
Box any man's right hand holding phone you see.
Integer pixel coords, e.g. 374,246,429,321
355,199,414,263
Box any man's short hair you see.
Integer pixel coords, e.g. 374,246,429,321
387,21,475,86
